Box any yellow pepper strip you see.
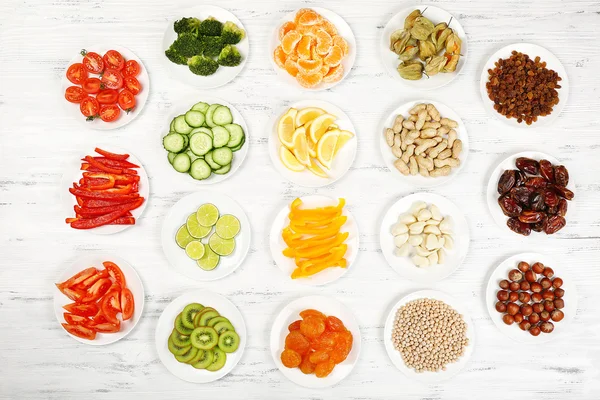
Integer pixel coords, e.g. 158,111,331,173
289,208,342,224
291,258,348,279
290,212,342,228
289,198,346,218
295,244,348,270
289,216,347,235
284,230,338,249
295,231,348,250
282,227,304,247
291,233,349,258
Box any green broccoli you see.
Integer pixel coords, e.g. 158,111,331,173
218,45,242,67
199,17,223,36
173,17,202,36
165,45,188,65
201,36,224,58
221,21,246,45
171,33,203,58
188,55,219,76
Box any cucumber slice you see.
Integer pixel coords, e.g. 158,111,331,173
191,102,210,113
211,126,230,148
181,134,189,150
224,124,245,148
189,159,212,180
213,163,231,175
174,115,192,134
230,135,245,152
167,152,177,165
172,153,191,173
204,152,222,170
189,132,213,156
212,106,233,126
169,118,176,132
187,151,200,162
185,110,206,128
163,133,185,153
212,147,233,166
205,104,221,128
190,127,213,138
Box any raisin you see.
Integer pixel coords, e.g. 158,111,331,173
525,177,548,189
518,210,544,224
544,189,558,207
529,192,545,211
557,198,568,217
544,215,566,234
554,165,569,187
531,214,548,232
551,185,574,200
507,217,532,236
510,186,534,206
498,170,516,194
539,159,555,182
498,195,522,217
516,157,540,175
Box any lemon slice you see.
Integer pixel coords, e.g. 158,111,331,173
309,113,336,144
215,214,241,239
333,130,354,157
307,139,317,158
186,213,212,238
316,129,340,169
277,108,298,148
328,124,339,130
196,203,219,227
295,107,325,127
292,127,310,166
208,233,236,256
279,146,305,172
175,225,195,249
197,244,220,271
185,241,206,260
308,159,328,178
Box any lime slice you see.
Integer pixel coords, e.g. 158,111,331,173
208,233,235,256
185,241,206,260
215,214,241,239
196,203,220,227
175,225,195,249
197,244,220,271
186,213,212,238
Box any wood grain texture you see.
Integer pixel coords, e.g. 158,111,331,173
1,0,600,399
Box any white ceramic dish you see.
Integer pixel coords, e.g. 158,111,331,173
379,99,469,187
155,290,246,383
270,295,361,388
53,253,145,345
61,45,150,130
380,5,467,89
384,289,475,382
269,195,359,286
380,193,469,283
161,5,249,88
485,252,577,343
269,7,356,91
479,43,568,128
268,99,358,188
161,191,250,281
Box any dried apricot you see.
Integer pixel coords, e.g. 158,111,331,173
281,30,302,54
284,59,299,77
309,350,330,364
330,346,349,364
273,45,287,68
315,29,333,55
299,315,326,338
336,330,353,352
332,36,349,56
297,58,323,75
322,64,343,83
298,10,321,26
315,359,336,378
311,331,337,350
324,45,343,67
288,320,302,331
299,354,316,374
321,19,338,36
297,36,314,60
281,349,302,368
300,309,326,320
325,315,347,332
285,330,310,355
279,21,297,41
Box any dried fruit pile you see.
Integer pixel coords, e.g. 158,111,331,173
495,261,565,336
273,8,350,88
497,157,573,236
281,309,353,378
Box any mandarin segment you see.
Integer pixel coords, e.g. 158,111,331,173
298,10,321,26
324,45,343,67
294,8,312,24
320,65,330,76
321,19,338,36
322,64,344,83
281,349,302,368
297,36,314,60
284,59,299,77
332,36,349,56
297,58,323,75
279,21,297,40
273,45,287,68
296,72,323,88
281,30,302,54
315,29,333,55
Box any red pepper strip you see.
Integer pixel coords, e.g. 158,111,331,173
83,157,139,169
69,187,140,200
89,176,115,190
76,196,84,206
81,164,139,175
100,184,134,195
109,216,136,225
65,217,78,224
70,198,144,229
81,198,139,208
83,172,139,183
94,147,129,160
75,198,142,216
84,156,122,174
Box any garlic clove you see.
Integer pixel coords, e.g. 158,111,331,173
410,201,428,215
436,235,445,249
437,249,445,264
409,221,426,234
443,235,454,250
394,242,412,257
423,225,441,235
391,223,409,236
439,217,453,234
394,233,409,247
408,234,424,246
415,245,434,257
424,233,438,250
417,208,432,222
425,219,440,226
412,254,430,267
398,213,417,225
430,204,443,221
427,251,439,265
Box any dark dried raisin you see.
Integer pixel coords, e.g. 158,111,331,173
498,170,516,194
507,217,532,236
544,215,566,234
539,159,555,182
554,165,569,187
516,157,540,175
498,195,523,217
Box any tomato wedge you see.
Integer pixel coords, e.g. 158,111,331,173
57,286,86,302
65,86,86,103
80,278,111,303
103,50,125,70
101,290,121,324
96,89,119,104
124,76,141,95
121,288,135,321
118,89,136,112
62,323,96,340
63,302,99,317
101,68,123,90
103,261,126,287
79,269,109,290
80,96,100,119
82,51,104,73
82,77,102,94
66,63,88,84
99,104,121,122
123,59,140,77
57,267,97,289
90,321,120,333
64,313,91,326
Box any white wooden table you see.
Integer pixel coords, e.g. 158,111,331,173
1,0,599,399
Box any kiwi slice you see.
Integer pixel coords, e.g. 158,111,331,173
192,349,214,369
182,303,204,330
218,330,240,353
214,321,235,335
174,313,193,335
170,329,191,347
206,347,227,371
190,327,219,350
207,316,230,328
193,307,216,327
188,348,208,365
175,346,198,363
198,310,220,327
168,335,192,356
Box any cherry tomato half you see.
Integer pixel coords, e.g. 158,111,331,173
103,50,125,70
121,288,135,321
96,89,119,104
82,77,102,94
124,76,141,95
65,86,86,103
123,59,140,77
80,96,100,119
118,89,136,112
82,51,104,73
101,69,123,90
99,104,121,122
62,323,96,340
66,63,88,84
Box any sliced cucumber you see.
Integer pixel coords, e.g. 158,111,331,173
211,126,230,148
212,106,233,126
213,163,231,175
204,151,222,170
191,127,213,139
189,159,212,180
181,134,189,150
187,151,201,162
230,135,245,152
174,115,192,134
173,153,191,173
163,133,186,153
189,132,213,156
185,110,206,128
191,102,210,113
212,147,233,166
169,118,176,132
224,124,245,148
168,152,177,165
205,104,221,128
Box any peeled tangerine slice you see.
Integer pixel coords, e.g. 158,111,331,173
277,108,298,148
316,130,340,170
279,146,305,172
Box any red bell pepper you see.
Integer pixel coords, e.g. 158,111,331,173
94,147,129,160
89,176,115,190
83,172,139,184
81,163,138,175
69,187,140,200
84,156,122,174
100,184,134,195
110,216,135,225
75,198,142,216
81,198,139,208
83,157,139,169
70,198,144,229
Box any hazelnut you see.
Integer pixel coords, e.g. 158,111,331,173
525,270,537,283
495,301,507,313
540,311,551,322
519,320,532,331
499,280,510,290
540,321,554,333
554,288,565,298
529,313,540,324
529,326,541,336
503,314,515,325
541,290,555,301
519,292,531,303
544,300,555,312
531,293,543,303
543,267,554,278
514,313,524,323
540,277,552,289
530,282,542,293
532,303,544,314
553,298,565,309
518,261,530,272
520,281,531,291
551,310,564,322
508,269,523,282
509,282,520,292
520,304,533,316
497,290,509,301
532,262,544,274
552,277,563,288
509,291,519,302
506,302,519,316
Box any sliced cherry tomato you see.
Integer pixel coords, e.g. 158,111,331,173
103,261,126,286
121,288,135,321
62,323,96,340
80,96,100,119
82,77,102,94
124,76,141,95
96,89,119,104
57,267,97,289
123,59,140,77
65,86,86,103
66,63,88,84
101,68,123,90
118,89,136,112
64,312,91,326
80,278,112,303
63,302,99,317
82,51,104,73
99,104,121,122
103,50,125,70
90,321,120,333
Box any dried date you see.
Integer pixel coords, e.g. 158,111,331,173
554,165,569,187
498,170,516,194
510,186,534,206
518,210,544,224
498,195,522,217
557,198,567,217
551,185,574,200
544,189,558,207
507,217,532,236
531,214,548,232
539,159,555,182
529,191,546,211
516,157,540,175
525,177,548,189
544,215,566,234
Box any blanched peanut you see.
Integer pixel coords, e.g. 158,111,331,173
420,128,437,139
423,121,441,129
433,136,443,143
415,118,425,131
393,159,409,175
452,139,462,158
414,139,437,155
393,115,404,133
440,118,458,128
416,155,434,171
430,166,452,177
385,128,395,147
437,126,450,136
393,133,402,148
434,157,460,168
408,156,418,175
404,130,420,145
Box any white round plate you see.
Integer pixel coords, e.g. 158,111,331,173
161,191,251,281
269,195,359,285
486,151,575,237
161,94,249,184
384,289,475,382
479,43,568,128
53,253,145,345
270,295,361,388
380,5,467,89
60,145,149,235
155,290,246,383
61,45,150,130
268,99,358,187
485,252,577,343
161,6,248,89
380,193,469,283
379,99,469,187
269,7,356,91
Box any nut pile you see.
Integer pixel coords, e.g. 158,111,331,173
392,298,468,372
495,261,565,336
497,157,573,236
392,201,454,267
385,103,462,178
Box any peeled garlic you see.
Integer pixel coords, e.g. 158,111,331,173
392,223,408,236
408,234,424,246
394,233,409,247
412,254,430,267
427,251,439,265
395,243,412,257
410,201,427,214
424,233,439,250
437,235,445,249
425,219,440,226
416,245,434,257
440,217,453,234
417,208,432,222
398,213,417,225
430,204,443,221
423,225,441,235
409,221,426,234
443,235,454,250
437,249,445,264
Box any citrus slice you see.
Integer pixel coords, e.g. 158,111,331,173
328,124,338,130
309,113,336,143
185,241,206,260
279,21,297,41
175,225,195,249
196,203,220,227
307,138,317,158
208,233,236,256
280,146,305,172
333,130,354,157
277,108,298,148
292,127,310,166
215,214,241,239
316,129,340,169
295,107,325,127
308,159,328,178
197,244,220,271
186,213,212,238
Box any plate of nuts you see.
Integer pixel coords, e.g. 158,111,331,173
380,100,468,188
384,290,475,382
486,151,574,237
380,193,469,283
486,253,577,343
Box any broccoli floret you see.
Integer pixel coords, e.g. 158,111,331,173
165,45,188,65
221,21,246,45
171,33,203,58
201,36,224,58
188,55,219,76
199,17,223,36
173,17,202,36
217,45,242,67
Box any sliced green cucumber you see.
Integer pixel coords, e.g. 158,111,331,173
190,127,213,138
212,147,233,166
224,124,245,148
172,153,191,173
185,110,206,128
212,106,233,126
181,134,189,149
211,126,230,148
204,151,222,170
169,118,176,132
189,159,212,180
213,163,231,175
187,151,201,162
163,133,185,153
205,104,221,128
191,102,210,113
174,115,192,134
230,136,245,152
168,152,177,165
189,132,213,156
